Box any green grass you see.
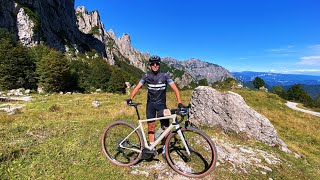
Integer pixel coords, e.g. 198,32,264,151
0,88,319,179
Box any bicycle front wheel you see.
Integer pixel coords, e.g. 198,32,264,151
101,120,143,166
164,127,217,178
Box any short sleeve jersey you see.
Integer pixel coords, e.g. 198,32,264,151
139,72,174,104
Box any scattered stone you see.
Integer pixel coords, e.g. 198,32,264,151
7,88,24,96
256,164,272,172
259,86,268,92
25,89,31,94
0,96,32,101
212,135,281,174
37,87,45,94
125,82,131,89
0,104,25,115
131,169,149,177
92,100,101,108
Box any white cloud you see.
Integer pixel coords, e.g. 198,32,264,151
308,44,320,55
265,45,295,52
266,48,287,52
298,56,320,65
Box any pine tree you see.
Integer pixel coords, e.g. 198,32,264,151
0,28,36,90
108,68,127,94
88,58,112,91
270,85,287,99
69,58,91,92
198,78,209,86
36,49,70,92
287,84,312,104
253,77,265,89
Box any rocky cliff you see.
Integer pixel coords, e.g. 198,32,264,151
0,1,230,88
0,1,148,70
163,57,234,84
75,6,148,71
0,0,107,56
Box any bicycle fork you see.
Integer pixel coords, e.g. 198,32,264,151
176,126,191,156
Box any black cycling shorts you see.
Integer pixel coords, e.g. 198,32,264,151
146,102,169,127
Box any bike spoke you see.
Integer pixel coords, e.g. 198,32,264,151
165,128,217,178
101,121,143,166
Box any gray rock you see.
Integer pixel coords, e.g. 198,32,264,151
92,100,101,108
189,86,289,152
25,89,31,94
16,6,37,47
37,87,45,94
125,82,131,89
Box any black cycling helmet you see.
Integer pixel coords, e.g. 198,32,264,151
149,55,161,63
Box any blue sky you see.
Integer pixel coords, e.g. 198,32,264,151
75,0,320,75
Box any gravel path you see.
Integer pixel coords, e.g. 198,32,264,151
285,101,320,117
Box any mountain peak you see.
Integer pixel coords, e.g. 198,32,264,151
163,57,233,83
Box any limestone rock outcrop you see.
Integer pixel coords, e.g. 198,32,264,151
75,6,147,71
76,6,106,42
0,0,107,56
16,5,37,46
189,86,289,152
173,73,195,89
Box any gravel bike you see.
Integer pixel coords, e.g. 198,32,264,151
101,102,217,178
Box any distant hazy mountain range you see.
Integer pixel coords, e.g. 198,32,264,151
232,71,320,86
232,71,320,98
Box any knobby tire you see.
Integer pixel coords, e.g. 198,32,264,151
164,127,217,178
101,120,143,166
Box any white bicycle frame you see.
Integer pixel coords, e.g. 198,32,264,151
119,114,191,155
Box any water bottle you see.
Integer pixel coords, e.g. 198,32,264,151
154,127,164,140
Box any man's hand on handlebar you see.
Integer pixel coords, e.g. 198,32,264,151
126,99,132,106
178,103,184,110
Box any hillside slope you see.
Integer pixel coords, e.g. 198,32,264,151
0,89,319,179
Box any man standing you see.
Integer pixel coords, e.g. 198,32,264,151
127,55,183,145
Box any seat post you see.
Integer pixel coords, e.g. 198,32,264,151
134,105,141,120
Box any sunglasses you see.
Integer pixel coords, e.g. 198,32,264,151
150,62,160,66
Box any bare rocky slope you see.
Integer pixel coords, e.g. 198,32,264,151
163,57,234,84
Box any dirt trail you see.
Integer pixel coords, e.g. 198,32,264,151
285,101,320,117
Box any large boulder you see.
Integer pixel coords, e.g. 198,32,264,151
189,86,289,152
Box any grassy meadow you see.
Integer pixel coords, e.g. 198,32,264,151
0,88,319,179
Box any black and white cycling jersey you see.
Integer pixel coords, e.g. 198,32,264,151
139,72,174,104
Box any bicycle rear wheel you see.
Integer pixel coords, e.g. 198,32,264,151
101,120,143,166
164,127,217,178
